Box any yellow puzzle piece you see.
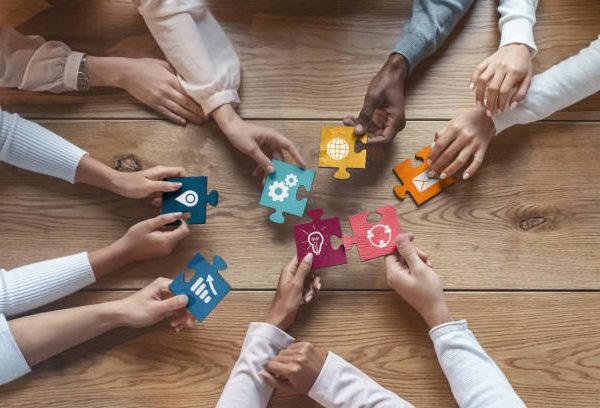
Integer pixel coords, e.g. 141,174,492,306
318,126,367,179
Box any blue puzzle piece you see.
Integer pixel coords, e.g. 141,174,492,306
169,252,230,322
161,176,218,224
259,160,315,224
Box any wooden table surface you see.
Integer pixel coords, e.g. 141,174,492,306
1,1,599,407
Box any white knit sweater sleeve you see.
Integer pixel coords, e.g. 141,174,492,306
498,0,538,54
0,313,30,385
0,252,95,317
430,320,526,408
308,352,415,408
0,108,87,183
216,322,295,408
134,0,241,115
492,34,600,133
0,27,84,92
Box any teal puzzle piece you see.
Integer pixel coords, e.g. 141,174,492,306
259,160,315,224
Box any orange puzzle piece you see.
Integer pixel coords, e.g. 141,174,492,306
319,126,367,179
393,146,456,205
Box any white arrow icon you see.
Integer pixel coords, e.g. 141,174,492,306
207,274,217,296
175,190,199,207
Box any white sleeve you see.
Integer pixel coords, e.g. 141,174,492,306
0,314,31,385
0,107,87,183
0,27,84,92
497,0,538,54
216,322,295,408
134,0,241,115
492,34,600,133
308,352,414,408
0,252,95,317
430,320,525,408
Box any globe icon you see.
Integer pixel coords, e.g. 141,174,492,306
326,137,350,160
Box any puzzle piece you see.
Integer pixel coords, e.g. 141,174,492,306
259,160,316,224
294,208,347,270
162,176,218,224
393,146,456,206
169,252,230,322
318,126,367,179
342,205,402,261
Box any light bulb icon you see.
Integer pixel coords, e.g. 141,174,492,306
175,190,199,207
307,231,325,255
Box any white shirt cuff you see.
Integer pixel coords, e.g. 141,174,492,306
246,322,295,348
0,314,31,385
63,51,85,91
429,319,469,340
500,18,537,56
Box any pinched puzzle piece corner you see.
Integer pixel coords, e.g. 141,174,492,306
393,146,455,206
318,126,367,180
169,252,230,322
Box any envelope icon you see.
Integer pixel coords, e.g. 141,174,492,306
412,169,440,192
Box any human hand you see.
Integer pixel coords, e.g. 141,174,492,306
111,165,186,206
115,213,190,263
213,104,306,178
265,253,320,331
344,53,408,145
87,56,205,126
114,277,195,332
385,233,451,329
428,109,496,180
470,43,533,116
260,342,327,395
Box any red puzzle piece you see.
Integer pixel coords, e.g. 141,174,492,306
294,208,347,270
342,205,402,261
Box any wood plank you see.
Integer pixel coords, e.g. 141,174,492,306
0,119,598,290
0,0,598,120
1,291,599,407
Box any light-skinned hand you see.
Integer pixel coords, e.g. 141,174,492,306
265,253,320,331
470,43,533,115
428,109,496,180
385,233,452,329
344,53,408,145
260,342,327,395
111,165,186,206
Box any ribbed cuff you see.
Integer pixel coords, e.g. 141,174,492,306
500,18,537,56
63,52,85,91
393,32,430,74
0,110,87,183
429,319,468,341
0,314,31,385
246,322,295,349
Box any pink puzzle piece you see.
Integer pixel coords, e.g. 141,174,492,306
342,205,402,261
294,208,347,270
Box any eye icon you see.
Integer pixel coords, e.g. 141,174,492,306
175,190,199,207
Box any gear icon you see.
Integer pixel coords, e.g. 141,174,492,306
268,181,289,202
284,173,298,187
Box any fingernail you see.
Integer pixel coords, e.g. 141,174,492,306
510,102,518,110
463,172,470,180
317,281,322,290
303,252,313,264
469,82,474,90
169,212,183,217
177,295,188,305
486,110,492,117
440,173,447,180
171,182,182,188
305,293,313,303
266,165,275,173
426,159,432,165
497,108,502,113
427,170,436,178
431,141,435,148
476,101,481,108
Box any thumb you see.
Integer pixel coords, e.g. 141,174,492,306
150,180,183,193
157,294,188,315
395,233,423,271
356,100,376,135
293,252,313,284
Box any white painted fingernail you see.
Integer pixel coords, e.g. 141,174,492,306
303,252,313,263
463,172,470,180
469,82,475,90
305,293,313,303
440,173,447,180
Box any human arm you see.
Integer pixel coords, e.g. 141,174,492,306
471,0,538,114
216,254,319,407
384,233,525,407
0,213,189,317
346,0,475,145
0,277,193,385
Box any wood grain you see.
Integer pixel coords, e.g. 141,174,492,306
0,0,598,120
0,119,597,290
1,291,599,407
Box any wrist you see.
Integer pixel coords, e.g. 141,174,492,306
212,104,242,137
87,56,127,88
423,302,452,329
265,307,293,331
98,301,128,331
88,239,133,279
75,155,124,195
386,53,410,80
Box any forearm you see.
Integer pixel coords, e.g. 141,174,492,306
492,35,600,133
308,352,414,408
74,154,125,194
8,301,123,366
217,322,295,408
394,0,475,72
498,0,538,53
431,320,525,408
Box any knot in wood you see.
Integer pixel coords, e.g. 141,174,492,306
114,154,143,172
519,216,547,231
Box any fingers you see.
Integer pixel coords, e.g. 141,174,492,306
248,145,274,174
428,125,458,174
259,371,295,393
510,72,532,109
157,293,188,315
294,253,313,285
150,179,183,193
440,143,476,179
163,98,204,127
171,80,205,122
155,105,187,126
470,59,488,91
496,72,517,113
163,219,190,241
283,140,306,168
265,360,293,378
342,116,358,127
475,66,493,108
395,233,424,270
145,165,186,180
462,147,486,180
484,70,506,116
356,99,376,136
141,212,184,230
